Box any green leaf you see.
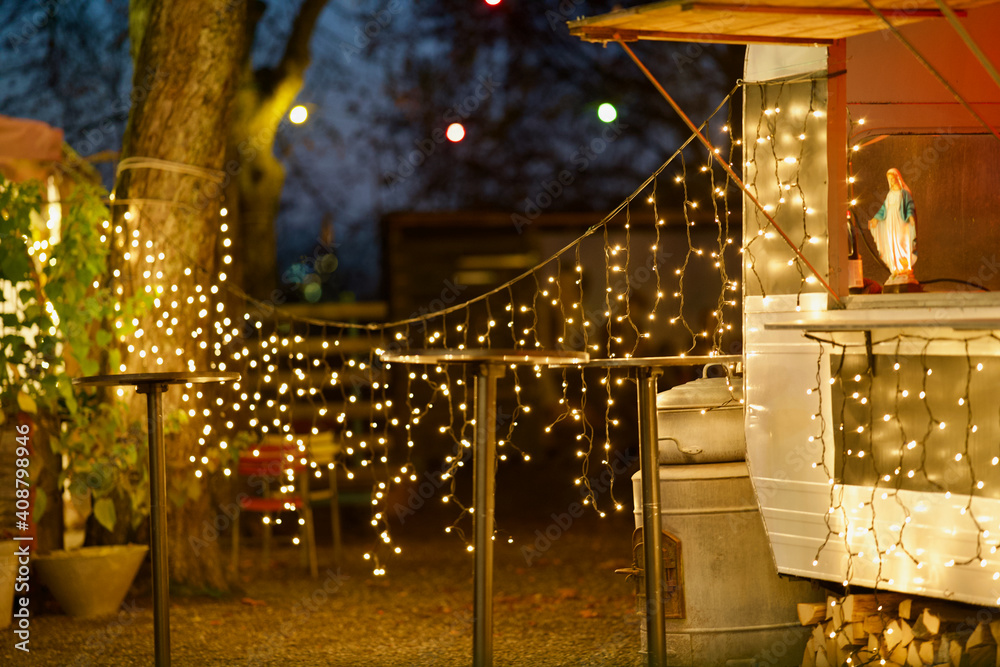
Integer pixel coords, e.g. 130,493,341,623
21,304,42,323
0,248,30,283
187,476,202,502
1,332,22,345
80,358,99,377
82,296,101,318
95,329,111,347
44,279,63,300
38,376,59,406
16,392,37,414
121,443,138,466
93,497,117,532
57,379,78,415
32,488,48,522
35,334,57,357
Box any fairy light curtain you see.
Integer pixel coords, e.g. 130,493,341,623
101,88,749,573
806,332,1000,597
742,75,830,303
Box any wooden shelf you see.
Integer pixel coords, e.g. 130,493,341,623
764,293,1000,332
766,313,1000,332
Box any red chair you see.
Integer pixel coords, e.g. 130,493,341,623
231,441,318,577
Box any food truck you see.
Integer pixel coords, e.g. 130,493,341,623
570,0,1000,662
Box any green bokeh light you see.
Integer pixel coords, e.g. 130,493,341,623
597,102,617,123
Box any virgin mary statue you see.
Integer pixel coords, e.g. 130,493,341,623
868,168,917,287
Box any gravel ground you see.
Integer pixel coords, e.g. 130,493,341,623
1,511,645,666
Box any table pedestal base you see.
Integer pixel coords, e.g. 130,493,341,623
473,363,504,667
378,349,589,667
137,383,171,667
74,371,239,667
638,368,666,667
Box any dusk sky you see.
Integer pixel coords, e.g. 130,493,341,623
0,0,741,299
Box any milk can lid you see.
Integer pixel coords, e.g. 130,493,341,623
655,374,744,411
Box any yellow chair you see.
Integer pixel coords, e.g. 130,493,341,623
297,431,344,564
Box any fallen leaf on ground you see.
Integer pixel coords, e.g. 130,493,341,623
580,610,600,618
240,597,267,607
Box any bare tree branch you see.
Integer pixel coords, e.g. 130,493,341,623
256,0,331,102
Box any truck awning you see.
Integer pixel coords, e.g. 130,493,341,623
567,0,998,46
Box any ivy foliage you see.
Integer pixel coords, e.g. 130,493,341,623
0,177,151,533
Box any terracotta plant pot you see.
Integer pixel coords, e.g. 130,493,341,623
34,544,148,618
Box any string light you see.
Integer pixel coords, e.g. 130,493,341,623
78,88,744,573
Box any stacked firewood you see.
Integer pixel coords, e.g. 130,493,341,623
798,593,1000,666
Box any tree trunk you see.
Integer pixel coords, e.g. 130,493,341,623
116,0,246,592
232,128,284,300
231,0,331,300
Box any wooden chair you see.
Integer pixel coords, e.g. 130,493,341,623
231,439,319,577
297,431,344,564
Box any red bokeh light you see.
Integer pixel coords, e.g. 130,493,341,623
446,123,466,142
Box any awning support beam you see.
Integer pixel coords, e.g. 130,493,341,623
615,38,844,307
932,0,1000,96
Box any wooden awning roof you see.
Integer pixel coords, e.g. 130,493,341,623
567,0,998,46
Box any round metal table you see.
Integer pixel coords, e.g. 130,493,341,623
380,349,589,667
72,371,240,667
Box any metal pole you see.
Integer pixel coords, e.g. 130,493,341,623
473,363,503,667
638,368,666,667
142,384,171,667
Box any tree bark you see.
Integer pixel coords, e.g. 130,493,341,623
117,0,246,592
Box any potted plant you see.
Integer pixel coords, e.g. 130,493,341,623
57,400,151,543
0,175,152,617
32,398,151,617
